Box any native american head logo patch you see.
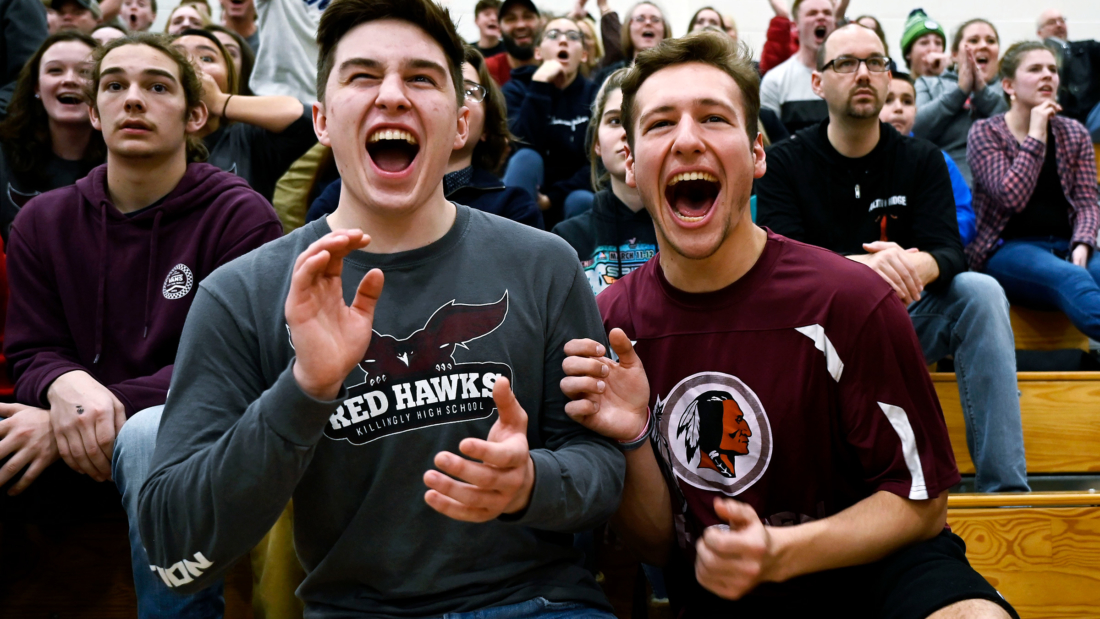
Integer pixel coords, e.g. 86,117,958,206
323,293,513,446
656,372,772,496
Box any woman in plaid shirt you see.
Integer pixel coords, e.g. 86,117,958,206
967,41,1100,339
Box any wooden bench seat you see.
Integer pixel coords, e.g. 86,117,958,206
948,491,1100,619
1010,307,1090,352
932,372,1100,474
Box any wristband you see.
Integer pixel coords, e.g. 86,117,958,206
617,407,652,452
221,94,234,119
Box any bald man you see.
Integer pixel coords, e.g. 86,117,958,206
1037,8,1100,123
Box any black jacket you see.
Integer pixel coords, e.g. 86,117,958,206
552,188,658,295
203,109,317,202
503,65,598,209
1048,38,1100,124
0,0,47,115
755,120,965,291
305,168,544,229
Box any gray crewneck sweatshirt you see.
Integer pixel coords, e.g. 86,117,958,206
137,205,623,617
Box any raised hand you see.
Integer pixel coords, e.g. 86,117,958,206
424,377,535,522
286,229,384,400
532,60,566,88
767,0,791,20
561,328,650,442
0,403,60,495
1028,99,1062,142
956,48,975,94
45,370,125,481
197,68,227,118
695,498,774,600
925,51,950,75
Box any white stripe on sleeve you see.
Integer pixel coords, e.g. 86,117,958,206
877,402,929,500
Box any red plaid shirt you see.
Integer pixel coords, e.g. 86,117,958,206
966,114,1099,271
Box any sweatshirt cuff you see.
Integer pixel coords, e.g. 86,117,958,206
32,363,94,409
498,448,560,528
528,81,557,98
941,86,968,111
261,360,348,447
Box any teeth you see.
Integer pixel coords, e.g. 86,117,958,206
674,213,705,222
667,171,718,186
368,129,418,145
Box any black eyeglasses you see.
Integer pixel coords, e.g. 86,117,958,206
544,29,584,42
463,80,487,103
821,55,892,73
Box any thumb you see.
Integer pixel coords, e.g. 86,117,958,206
714,498,758,531
862,242,884,253
492,377,528,436
608,328,640,366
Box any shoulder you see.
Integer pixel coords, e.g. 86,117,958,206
550,210,594,250
200,219,314,294
11,183,82,235
465,206,575,259
1053,115,1091,142
768,233,896,314
967,116,1005,143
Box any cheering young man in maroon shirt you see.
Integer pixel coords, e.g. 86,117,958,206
561,31,1017,619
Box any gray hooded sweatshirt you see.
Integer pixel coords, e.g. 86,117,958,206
913,70,1008,186
137,205,623,617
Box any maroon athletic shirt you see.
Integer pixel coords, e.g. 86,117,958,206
597,231,959,567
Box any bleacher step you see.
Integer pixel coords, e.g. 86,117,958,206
932,372,1100,475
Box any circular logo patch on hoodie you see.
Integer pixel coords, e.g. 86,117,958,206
163,264,194,300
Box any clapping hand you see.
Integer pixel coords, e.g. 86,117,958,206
560,328,650,442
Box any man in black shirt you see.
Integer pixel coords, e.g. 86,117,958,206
757,24,1029,494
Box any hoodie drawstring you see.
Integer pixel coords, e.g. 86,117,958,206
143,210,163,339
93,203,108,365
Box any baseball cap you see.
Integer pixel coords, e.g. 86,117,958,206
498,0,538,20
51,0,103,18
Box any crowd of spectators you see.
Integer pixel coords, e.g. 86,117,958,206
0,0,1097,616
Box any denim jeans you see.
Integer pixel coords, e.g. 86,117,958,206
112,406,225,618
442,597,616,619
908,273,1029,493
563,190,596,220
503,148,544,202
984,237,1100,340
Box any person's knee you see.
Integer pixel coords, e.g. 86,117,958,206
112,405,164,474
951,273,1010,315
926,598,1013,619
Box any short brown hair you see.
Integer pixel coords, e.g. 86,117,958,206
316,0,465,106
998,40,1058,104
474,0,500,16
951,18,998,55
587,68,630,190
620,2,671,61
620,30,759,149
87,33,208,162
463,45,514,174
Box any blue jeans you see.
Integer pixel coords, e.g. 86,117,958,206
442,598,615,619
112,406,225,618
1086,100,1100,143
984,237,1100,340
563,190,595,220
908,273,1029,493
503,148,544,202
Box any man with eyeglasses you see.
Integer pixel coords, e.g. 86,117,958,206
757,24,1029,497
484,0,540,86
1036,8,1100,127
503,16,598,224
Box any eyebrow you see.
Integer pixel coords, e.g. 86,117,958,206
639,98,736,122
99,66,179,84
339,57,448,77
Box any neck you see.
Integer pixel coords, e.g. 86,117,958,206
48,119,93,161
826,114,880,158
658,210,767,293
224,15,256,37
478,34,499,48
797,44,818,69
104,147,189,214
610,175,643,212
446,152,472,174
1005,103,1033,134
326,184,457,254
508,54,538,69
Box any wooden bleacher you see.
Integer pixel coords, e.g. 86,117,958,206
937,306,1100,618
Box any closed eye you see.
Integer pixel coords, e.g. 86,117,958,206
410,74,437,86
703,115,727,123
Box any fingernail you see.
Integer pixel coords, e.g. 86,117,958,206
596,345,605,356
593,401,600,411
597,381,605,393
601,364,609,376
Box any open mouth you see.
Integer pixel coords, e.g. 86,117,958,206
642,30,656,39
974,54,990,68
814,26,827,40
367,129,420,174
57,93,83,105
129,13,137,24
665,172,720,223
557,50,569,61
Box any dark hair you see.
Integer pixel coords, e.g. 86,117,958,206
998,41,1058,104
204,24,255,95
0,32,105,181
688,7,725,32
816,23,886,70
951,18,998,55
463,45,514,174
86,33,208,161
891,70,914,85
586,68,629,190
853,14,889,56
621,30,759,149
174,28,239,95
316,0,465,106
620,2,671,61
473,0,500,16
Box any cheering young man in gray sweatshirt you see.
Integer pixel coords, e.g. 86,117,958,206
134,0,624,616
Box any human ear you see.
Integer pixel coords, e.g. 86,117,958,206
185,102,208,134
453,104,471,151
624,147,636,188
312,101,330,147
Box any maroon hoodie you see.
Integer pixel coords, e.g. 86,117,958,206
4,162,282,416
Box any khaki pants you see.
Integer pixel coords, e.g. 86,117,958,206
271,143,331,234
250,502,305,619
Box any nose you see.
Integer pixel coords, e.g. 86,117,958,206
124,83,146,112
375,72,411,113
671,115,705,157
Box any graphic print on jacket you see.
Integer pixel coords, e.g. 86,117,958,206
655,372,773,496
582,241,657,294
324,293,514,445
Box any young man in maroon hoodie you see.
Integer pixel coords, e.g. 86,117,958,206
1,32,282,617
